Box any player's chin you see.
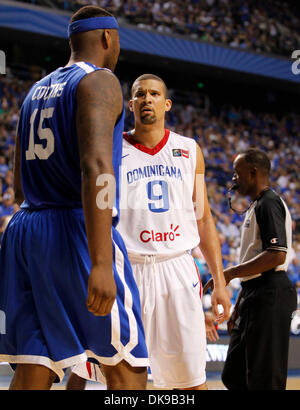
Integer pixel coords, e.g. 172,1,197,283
140,114,156,124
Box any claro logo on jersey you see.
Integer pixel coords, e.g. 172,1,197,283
140,224,180,243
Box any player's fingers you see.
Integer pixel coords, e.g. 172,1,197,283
215,313,224,323
211,300,220,320
93,294,115,316
211,326,219,341
86,290,96,310
222,302,231,321
206,332,213,342
94,300,111,316
87,290,105,315
87,297,100,314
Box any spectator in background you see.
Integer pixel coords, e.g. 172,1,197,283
2,170,13,194
287,252,300,289
218,233,230,268
0,202,19,244
217,214,240,240
0,192,18,245
0,156,8,179
0,193,15,219
39,0,300,59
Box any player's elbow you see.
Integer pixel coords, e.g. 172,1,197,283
80,156,113,178
275,251,286,266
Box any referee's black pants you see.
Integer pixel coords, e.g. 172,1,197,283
221,271,297,390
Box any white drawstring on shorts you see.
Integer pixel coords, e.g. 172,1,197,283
143,255,156,314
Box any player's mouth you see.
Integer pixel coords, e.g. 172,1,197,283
141,106,153,114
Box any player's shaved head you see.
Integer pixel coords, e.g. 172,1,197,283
131,74,168,98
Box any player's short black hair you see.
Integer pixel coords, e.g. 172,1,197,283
131,74,168,98
242,148,271,175
70,6,114,23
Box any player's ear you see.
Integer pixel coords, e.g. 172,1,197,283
165,99,172,112
102,29,110,50
129,99,134,112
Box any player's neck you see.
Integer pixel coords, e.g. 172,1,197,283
131,124,166,148
66,52,105,68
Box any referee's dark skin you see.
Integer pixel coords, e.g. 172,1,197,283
221,149,297,390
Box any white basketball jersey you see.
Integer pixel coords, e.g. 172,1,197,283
117,129,200,255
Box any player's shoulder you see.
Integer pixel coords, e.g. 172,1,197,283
79,66,119,86
168,129,197,148
76,66,123,106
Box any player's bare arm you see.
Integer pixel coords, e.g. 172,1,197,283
13,131,24,205
193,143,231,322
76,69,123,316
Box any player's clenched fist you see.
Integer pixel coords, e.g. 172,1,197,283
87,265,117,316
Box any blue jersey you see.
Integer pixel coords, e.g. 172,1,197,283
18,61,124,225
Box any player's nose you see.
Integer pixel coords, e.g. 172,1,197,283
144,91,153,102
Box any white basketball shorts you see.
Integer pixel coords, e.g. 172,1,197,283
129,251,206,389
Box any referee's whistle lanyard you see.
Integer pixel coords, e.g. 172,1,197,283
227,185,270,215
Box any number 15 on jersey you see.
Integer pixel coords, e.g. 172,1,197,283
26,108,55,160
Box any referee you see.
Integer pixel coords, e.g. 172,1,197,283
221,148,297,390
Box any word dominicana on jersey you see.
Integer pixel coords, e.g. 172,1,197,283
104,393,196,407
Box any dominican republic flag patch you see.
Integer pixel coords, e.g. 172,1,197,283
172,149,189,158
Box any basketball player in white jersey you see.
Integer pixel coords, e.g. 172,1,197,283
68,74,230,390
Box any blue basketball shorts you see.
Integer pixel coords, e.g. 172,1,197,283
0,208,148,382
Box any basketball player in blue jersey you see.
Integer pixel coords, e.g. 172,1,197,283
0,6,148,390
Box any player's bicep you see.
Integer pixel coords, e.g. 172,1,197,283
76,70,123,168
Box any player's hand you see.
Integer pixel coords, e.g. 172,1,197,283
204,311,219,342
210,286,231,324
87,264,117,316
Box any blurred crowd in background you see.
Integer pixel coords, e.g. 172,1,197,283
0,71,299,313
18,0,300,58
